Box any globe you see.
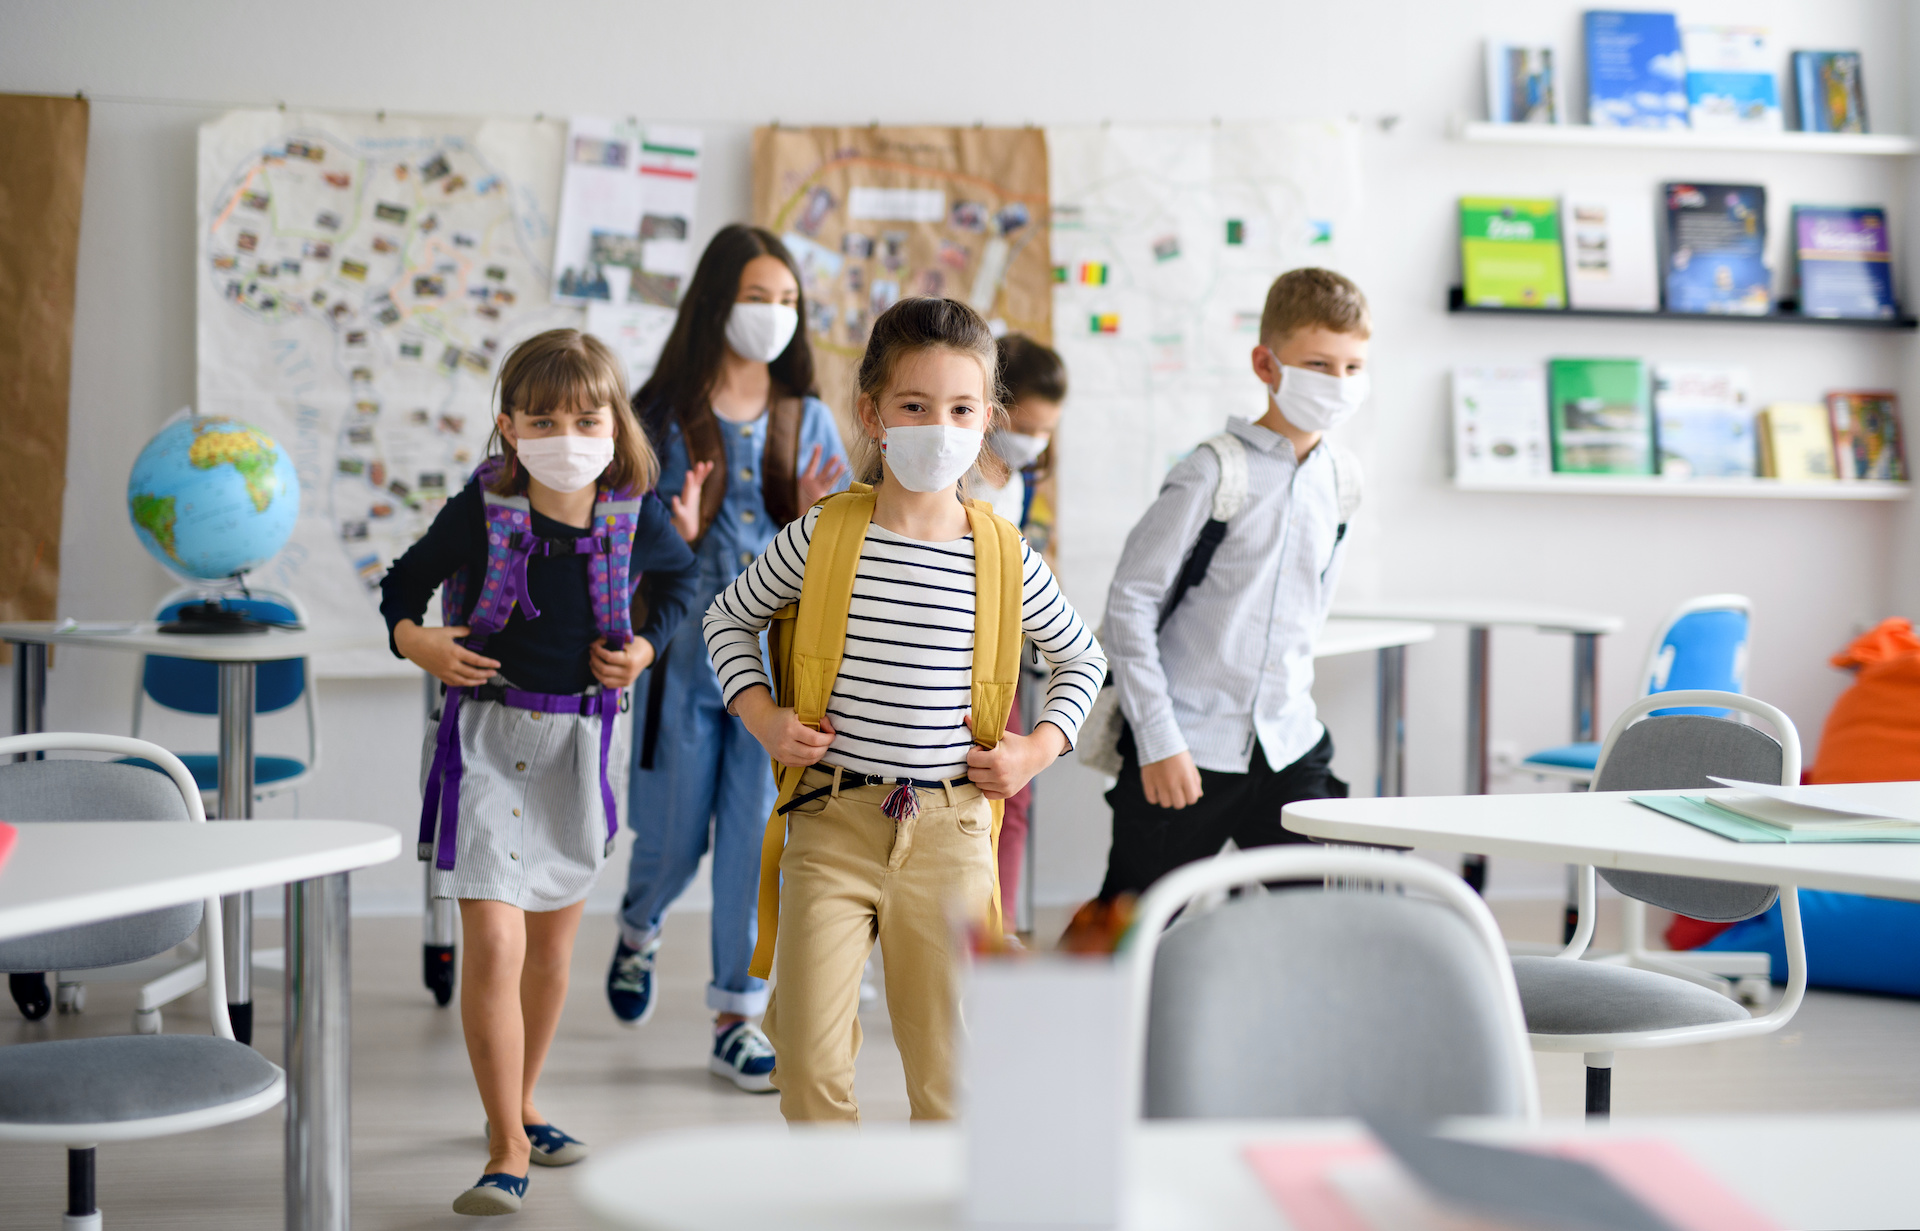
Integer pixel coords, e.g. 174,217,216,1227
127,414,301,581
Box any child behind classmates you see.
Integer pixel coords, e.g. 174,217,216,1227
381,329,698,1215
703,297,1106,1121
1094,268,1368,905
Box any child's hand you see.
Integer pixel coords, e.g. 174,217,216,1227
965,717,1067,800
395,620,500,689
591,636,654,691
668,460,716,543
1140,750,1203,810
734,685,835,767
796,444,850,510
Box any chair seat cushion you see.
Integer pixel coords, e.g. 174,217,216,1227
121,755,308,790
1511,956,1751,1035
1522,742,1601,771
0,1035,278,1126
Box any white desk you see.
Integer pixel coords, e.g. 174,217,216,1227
0,818,400,1231
1314,618,1436,798
2,621,387,1042
1331,602,1623,888
575,1115,1920,1230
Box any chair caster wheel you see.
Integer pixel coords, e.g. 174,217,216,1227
134,1007,162,1034
8,973,50,1021
57,981,85,1014
425,943,456,1007
1735,976,1773,1007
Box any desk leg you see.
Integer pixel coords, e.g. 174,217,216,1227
1461,626,1491,893
218,661,258,1046
1374,645,1406,797
10,641,47,760
285,873,351,1231
1564,632,1602,941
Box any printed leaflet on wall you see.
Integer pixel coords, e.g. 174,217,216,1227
552,118,701,308
1794,206,1896,320
1548,357,1652,474
1452,366,1550,482
1586,11,1688,130
1561,195,1658,311
1757,403,1837,481
1653,363,1755,478
1682,26,1782,131
1460,197,1565,308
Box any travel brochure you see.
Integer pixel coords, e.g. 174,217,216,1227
1485,15,1869,136
1451,363,1906,485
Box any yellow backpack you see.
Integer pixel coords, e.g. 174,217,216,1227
750,482,1025,978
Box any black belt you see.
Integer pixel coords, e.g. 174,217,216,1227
778,770,965,816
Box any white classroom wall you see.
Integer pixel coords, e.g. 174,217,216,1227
3,0,1916,914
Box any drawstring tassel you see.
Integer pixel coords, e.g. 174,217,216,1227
881,781,920,821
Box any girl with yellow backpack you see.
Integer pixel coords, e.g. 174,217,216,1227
701,297,1106,1122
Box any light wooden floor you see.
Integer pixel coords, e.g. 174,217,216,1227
5,898,1920,1229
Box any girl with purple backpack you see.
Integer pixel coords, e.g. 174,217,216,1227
380,328,697,1215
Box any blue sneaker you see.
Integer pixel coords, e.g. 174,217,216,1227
481,1121,588,1167
452,1172,527,1215
606,934,661,1027
710,1020,778,1093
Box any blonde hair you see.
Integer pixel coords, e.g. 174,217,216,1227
485,329,658,495
1259,267,1371,347
851,297,1010,491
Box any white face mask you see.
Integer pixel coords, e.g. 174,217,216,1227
514,435,615,493
1270,362,1371,433
725,302,799,364
991,430,1050,471
880,424,984,493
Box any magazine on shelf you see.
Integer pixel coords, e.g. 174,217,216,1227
1561,194,1659,311
1682,25,1782,131
1756,403,1837,481
1586,10,1689,129
1792,50,1868,133
1459,197,1565,308
1664,182,1772,316
1548,357,1653,474
1827,390,1906,481
1653,363,1755,478
1793,206,1896,320
1485,43,1560,123
1452,365,1550,482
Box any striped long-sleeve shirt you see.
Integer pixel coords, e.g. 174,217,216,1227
704,506,1106,781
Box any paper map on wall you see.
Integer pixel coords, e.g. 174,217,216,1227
197,109,579,675
750,126,1052,435
1044,122,1362,610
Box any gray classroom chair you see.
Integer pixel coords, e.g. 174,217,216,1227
1124,845,1539,1122
0,733,285,1231
1512,690,1808,1120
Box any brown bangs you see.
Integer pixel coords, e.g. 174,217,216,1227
484,329,659,496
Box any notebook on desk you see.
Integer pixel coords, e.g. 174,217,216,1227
1632,795,1920,843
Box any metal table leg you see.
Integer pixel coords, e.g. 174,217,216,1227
217,660,257,1045
11,640,47,758
1374,645,1406,797
1563,632,1602,941
285,872,351,1231
1461,626,1491,893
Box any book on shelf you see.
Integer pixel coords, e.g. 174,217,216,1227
1485,43,1559,123
1827,390,1907,481
1792,50,1868,133
1756,402,1837,480
1653,363,1755,478
1452,365,1550,482
1561,194,1659,310
1548,357,1653,474
1459,197,1565,308
1793,206,1896,320
1585,10,1689,130
1682,25,1782,131
1664,182,1772,315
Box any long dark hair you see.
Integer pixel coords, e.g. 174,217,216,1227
633,224,818,442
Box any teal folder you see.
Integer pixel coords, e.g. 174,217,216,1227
1631,794,1920,843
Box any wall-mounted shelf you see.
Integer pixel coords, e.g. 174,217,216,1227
1455,475,1910,501
1446,288,1919,331
1452,119,1920,157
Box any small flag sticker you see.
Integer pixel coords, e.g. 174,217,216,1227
1090,313,1120,334
1309,219,1332,245
1052,265,1068,283
1225,219,1245,246
1075,262,1109,285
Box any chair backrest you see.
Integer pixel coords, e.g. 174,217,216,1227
1127,847,1537,1123
1593,689,1797,921
144,591,306,715
1644,594,1750,717
0,736,206,973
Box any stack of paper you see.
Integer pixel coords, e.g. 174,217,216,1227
1705,778,1920,832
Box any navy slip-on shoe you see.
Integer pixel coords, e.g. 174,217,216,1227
452,1171,527,1215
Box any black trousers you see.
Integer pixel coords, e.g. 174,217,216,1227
1097,725,1348,901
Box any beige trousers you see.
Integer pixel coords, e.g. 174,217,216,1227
761,765,996,1123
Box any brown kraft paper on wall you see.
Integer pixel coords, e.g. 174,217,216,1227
751,126,1051,443
0,94,89,658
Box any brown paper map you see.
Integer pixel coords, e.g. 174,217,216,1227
750,126,1051,437
0,94,89,653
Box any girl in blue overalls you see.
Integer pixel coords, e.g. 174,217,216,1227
608,224,850,1091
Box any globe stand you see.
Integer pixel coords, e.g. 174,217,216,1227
157,599,274,635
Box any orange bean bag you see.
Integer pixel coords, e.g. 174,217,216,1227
1807,618,1920,785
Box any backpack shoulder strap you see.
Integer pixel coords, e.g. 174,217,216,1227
1324,440,1364,536
463,490,534,638
1198,431,1249,521
761,396,805,527
786,485,876,729
588,489,644,648
961,500,1024,749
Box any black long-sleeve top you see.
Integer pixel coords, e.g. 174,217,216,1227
380,480,698,695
